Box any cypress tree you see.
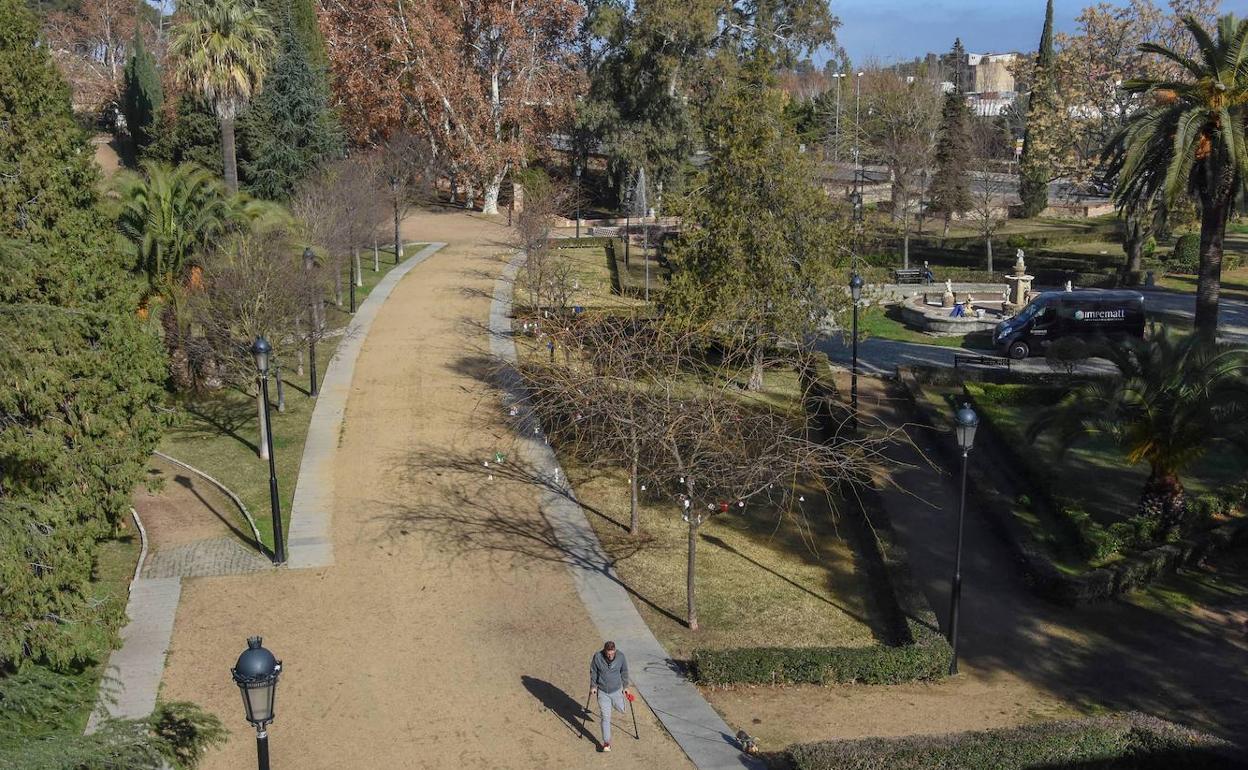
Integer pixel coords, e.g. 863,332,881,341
121,29,163,155
928,89,973,237
1019,0,1055,218
240,8,343,200
0,0,166,669
260,0,328,73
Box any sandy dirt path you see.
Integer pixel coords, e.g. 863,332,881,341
160,208,692,769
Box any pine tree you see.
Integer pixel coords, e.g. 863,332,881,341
261,0,327,73
1019,0,1055,218
239,9,342,200
0,0,166,669
147,93,224,174
121,29,163,155
665,58,848,391
928,89,973,237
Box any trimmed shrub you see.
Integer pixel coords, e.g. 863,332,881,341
1169,233,1200,273
787,713,1244,770
691,620,950,686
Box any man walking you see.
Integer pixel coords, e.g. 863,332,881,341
589,641,630,752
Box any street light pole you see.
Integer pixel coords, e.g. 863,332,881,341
574,163,582,239
303,248,319,398
833,73,844,163
948,403,979,675
854,71,863,173
253,338,285,565
849,274,863,429
232,637,282,770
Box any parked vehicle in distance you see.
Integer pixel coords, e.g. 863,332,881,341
994,290,1146,360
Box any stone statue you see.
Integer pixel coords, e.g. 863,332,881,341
945,278,954,295
1065,280,1073,292
1013,249,1026,274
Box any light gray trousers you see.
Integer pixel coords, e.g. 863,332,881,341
597,688,627,743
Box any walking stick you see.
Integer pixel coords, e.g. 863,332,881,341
627,691,639,740
581,691,592,731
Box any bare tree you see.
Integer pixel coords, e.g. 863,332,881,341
374,132,439,265
514,318,894,631
967,123,1014,274
513,170,574,312
195,226,318,459
862,70,942,268
294,158,386,311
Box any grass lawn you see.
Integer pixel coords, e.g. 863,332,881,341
159,244,427,550
546,244,647,310
857,304,995,350
514,333,886,659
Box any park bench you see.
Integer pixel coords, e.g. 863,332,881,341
893,267,924,284
953,354,1010,372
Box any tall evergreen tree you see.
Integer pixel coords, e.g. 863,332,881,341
260,0,327,73
147,93,224,173
239,9,342,200
928,43,974,237
0,0,166,669
121,29,163,155
665,58,848,391
1019,0,1056,217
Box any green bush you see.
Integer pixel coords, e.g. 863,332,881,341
692,620,950,686
1006,234,1031,250
1169,233,1201,273
787,713,1244,770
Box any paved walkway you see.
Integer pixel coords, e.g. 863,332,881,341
490,252,762,770
159,209,696,769
287,241,446,568
85,577,182,731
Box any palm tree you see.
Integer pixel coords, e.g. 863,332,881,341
1106,14,1248,338
1028,329,1248,533
120,161,233,330
170,0,275,194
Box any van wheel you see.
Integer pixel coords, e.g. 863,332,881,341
1007,340,1030,360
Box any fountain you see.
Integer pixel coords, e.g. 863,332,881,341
1004,249,1034,315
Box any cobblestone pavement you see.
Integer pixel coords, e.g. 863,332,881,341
143,536,271,579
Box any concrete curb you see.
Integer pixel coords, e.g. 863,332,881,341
488,251,763,770
287,242,446,569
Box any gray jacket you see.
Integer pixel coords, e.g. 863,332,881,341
590,650,629,693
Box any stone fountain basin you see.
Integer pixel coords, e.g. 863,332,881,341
898,294,1003,335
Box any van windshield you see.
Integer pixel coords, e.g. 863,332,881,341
1014,298,1048,324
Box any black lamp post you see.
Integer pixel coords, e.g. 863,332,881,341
303,248,319,398
232,636,282,770
948,402,979,675
253,337,285,565
849,273,863,427
349,254,357,314
574,163,582,239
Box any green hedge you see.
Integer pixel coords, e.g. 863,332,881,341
692,620,950,686
787,713,1244,770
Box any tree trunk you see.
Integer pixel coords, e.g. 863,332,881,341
354,247,363,287
747,344,765,391
334,269,342,307
394,200,403,264
275,363,286,413
942,215,951,240
448,172,458,205
1140,468,1186,535
986,237,994,274
483,168,507,215
629,453,640,537
1195,193,1228,338
903,229,910,270
686,518,699,631
221,115,239,194
256,387,269,461
373,239,379,272
464,180,476,210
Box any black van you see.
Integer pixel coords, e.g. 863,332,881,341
993,290,1145,360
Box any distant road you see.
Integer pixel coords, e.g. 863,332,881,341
818,289,1248,375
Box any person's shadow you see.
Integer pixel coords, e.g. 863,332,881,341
520,676,599,746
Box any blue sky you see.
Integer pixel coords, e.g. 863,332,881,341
828,0,1221,65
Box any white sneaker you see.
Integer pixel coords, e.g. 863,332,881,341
602,742,611,752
